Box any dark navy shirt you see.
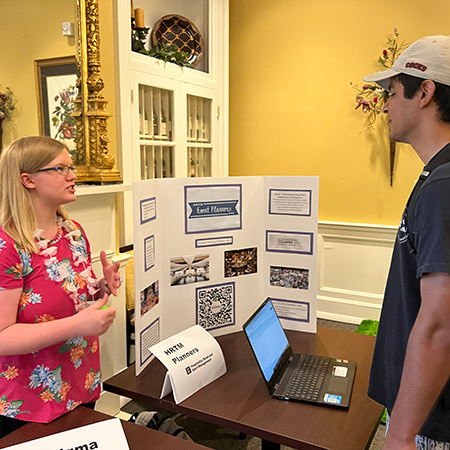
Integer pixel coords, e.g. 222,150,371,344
368,145,450,442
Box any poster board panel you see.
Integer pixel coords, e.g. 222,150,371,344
133,177,318,375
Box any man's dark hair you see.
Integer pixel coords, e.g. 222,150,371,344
398,73,450,122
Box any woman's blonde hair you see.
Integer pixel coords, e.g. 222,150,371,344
0,136,73,253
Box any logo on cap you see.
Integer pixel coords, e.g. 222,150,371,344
405,62,427,72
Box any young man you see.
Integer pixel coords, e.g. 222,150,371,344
363,35,450,450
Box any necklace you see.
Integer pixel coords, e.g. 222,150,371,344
34,216,99,310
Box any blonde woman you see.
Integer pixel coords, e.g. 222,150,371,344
0,136,120,437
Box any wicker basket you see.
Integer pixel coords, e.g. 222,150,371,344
151,14,204,67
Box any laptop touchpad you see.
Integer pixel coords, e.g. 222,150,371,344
328,376,348,393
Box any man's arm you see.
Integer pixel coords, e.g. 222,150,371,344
384,272,450,449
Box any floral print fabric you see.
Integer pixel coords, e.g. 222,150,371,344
0,220,101,423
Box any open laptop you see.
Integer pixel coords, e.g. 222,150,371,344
243,298,356,407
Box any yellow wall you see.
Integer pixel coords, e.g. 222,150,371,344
4,1,449,226
229,0,450,225
0,0,117,165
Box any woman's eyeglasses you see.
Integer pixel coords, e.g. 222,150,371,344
37,164,77,175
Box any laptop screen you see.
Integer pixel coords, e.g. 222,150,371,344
243,299,289,381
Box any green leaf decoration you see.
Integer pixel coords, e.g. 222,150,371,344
50,365,62,377
58,343,73,353
9,400,25,409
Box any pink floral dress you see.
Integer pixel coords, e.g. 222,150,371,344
0,218,102,423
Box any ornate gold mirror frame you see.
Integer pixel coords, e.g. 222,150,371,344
73,0,121,183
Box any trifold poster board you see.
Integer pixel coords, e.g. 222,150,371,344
133,176,319,375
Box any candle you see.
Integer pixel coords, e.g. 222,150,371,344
134,8,145,28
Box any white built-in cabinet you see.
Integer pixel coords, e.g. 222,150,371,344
133,76,216,179
114,0,229,245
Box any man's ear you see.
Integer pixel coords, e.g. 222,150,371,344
20,173,35,190
418,80,437,107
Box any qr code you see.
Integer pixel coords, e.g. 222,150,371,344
196,282,235,331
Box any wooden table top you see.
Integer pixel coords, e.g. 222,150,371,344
104,327,383,450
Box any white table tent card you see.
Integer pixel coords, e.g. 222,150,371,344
2,418,129,450
149,324,227,403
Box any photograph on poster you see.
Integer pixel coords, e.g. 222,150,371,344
196,282,235,331
224,247,257,277
269,266,309,290
185,184,242,234
170,254,210,286
268,189,312,216
140,280,159,317
140,318,160,366
266,230,313,255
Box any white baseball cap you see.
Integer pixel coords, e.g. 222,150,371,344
363,35,450,91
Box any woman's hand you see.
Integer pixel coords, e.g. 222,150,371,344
100,250,121,296
75,294,116,336
0,292,117,355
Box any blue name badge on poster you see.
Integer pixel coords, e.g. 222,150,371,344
189,200,239,219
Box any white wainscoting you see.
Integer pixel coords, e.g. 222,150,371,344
317,221,398,324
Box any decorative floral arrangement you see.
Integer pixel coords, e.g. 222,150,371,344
52,86,78,142
351,29,408,185
149,42,190,67
0,85,16,121
351,29,408,131
132,27,191,67
131,26,150,54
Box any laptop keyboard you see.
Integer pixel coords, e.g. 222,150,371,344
286,354,329,401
